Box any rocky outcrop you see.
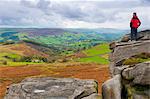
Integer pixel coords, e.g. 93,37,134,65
109,40,150,75
122,62,150,85
102,75,122,99
120,30,150,42
4,77,100,99
102,30,150,99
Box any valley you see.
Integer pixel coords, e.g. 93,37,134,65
0,28,126,99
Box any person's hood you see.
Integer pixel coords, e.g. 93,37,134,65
133,15,138,19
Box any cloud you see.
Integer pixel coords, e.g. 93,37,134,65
141,0,150,4
0,0,150,29
21,0,51,10
37,0,51,9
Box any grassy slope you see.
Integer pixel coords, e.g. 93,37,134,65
0,43,50,66
75,43,111,64
0,52,44,66
0,42,111,98
0,42,111,66
83,43,111,56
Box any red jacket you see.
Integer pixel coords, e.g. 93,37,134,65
130,16,141,28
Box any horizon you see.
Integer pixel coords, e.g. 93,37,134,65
0,27,131,31
0,0,150,30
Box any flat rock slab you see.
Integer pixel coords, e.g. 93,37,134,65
4,77,99,99
109,40,150,75
110,40,150,63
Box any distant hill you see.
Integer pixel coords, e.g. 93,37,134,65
0,28,127,42
0,28,128,54
0,41,61,66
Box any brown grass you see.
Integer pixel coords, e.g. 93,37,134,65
67,52,87,59
0,63,110,99
0,43,49,58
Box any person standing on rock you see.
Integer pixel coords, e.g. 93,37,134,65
130,12,141,41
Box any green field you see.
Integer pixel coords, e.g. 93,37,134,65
78,56,109,64
83,43,111,56
0,52,44,66
0,52,21,61
76,43,111,64
3,62,45,67
0,28,124,66
0,42,111,66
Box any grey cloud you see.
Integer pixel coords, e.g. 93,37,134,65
140,0,150,4
47,1,124,23
0,0,52,26
21,0,36,8
21,0,51,11
21,0,53,16
37,0,51,9
0,0,149,29
50,2,115,23
50,3,86,20
19,0,150,24
84,0,148,9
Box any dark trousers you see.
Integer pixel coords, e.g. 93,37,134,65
131,28,138,41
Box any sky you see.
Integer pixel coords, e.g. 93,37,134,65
0,0,150,29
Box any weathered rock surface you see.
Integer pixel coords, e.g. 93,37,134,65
113,65,129,75
138,30,150,40
110,40,150,63
121,35,130,42
102,75,122,99
4,77,99,99
82,93,101,99
103,30,150,99
133,93,149,99
120,30,150,42
122,62,150,85
109,40,150,75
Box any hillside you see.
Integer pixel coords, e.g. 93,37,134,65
5,30,150,99
0,41,60,66
0,42,111,66
0,28,127,55
0,28,125,65
0,28,127,99
0,41,111,99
